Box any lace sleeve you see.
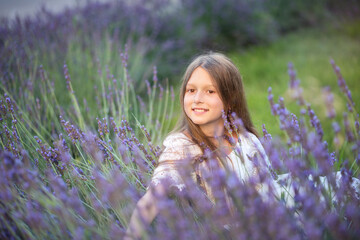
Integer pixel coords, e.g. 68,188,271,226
150,133,201,192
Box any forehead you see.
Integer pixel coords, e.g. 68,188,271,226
187,67,216,86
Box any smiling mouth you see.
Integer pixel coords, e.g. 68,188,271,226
192,108,208,112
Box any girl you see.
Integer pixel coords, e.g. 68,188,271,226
125,52,272,239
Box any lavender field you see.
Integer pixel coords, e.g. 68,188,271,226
1,0,360,239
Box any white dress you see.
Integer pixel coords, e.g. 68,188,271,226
150,132,360,205
150,132,270,192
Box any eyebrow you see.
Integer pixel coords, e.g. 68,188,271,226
186,83,216,88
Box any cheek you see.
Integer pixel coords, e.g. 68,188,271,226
183,96,191,114
183,95,192,107
210,97,224,110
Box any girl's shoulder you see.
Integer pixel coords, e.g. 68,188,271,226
238,131,259,147
237,131,263,155
161,132,202,159
163,132,194,148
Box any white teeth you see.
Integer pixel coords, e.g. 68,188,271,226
193,109,206,112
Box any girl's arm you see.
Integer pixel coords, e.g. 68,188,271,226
125,133,195,239
124,184,166,240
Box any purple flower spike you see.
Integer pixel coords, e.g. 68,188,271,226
307,105,324,141
39,64,46,82
287,62,304,105
267,87,278,116
262,124,272,142
332,121,341,146
287,62,298,88
5,94,15,115
331,59,355,110
222,110,232,134
153,66,158,84
120,44,129,69
355,114,360,135
322,86,336,119
102,117,109,135
63,63,74,94
96,118,104,138
332,122,341,134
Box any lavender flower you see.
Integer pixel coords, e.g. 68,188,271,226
287,62,305,105
307,104,324,141
222,110,232,135
4,93,15,116
262,124,272,141
120,44,129,69
63,63,74,93
153,66,158,84
331,59,355,110
60,115,83,143
322,86,336,119
267,87,278,116
332,121,341,147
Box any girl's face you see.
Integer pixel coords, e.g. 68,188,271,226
184,67,225,136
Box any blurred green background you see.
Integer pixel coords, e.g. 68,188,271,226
232,20,360,138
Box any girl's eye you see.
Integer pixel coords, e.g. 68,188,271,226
186,89,195,93
208,90,215,94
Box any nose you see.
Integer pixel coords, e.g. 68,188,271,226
194,91,203,103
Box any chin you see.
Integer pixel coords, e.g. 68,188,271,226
190,119,206,125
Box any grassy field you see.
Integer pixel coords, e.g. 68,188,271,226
229,20,360,141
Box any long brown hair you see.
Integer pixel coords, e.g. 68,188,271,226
177,52,258,153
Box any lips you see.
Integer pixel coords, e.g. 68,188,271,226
192,108,209,113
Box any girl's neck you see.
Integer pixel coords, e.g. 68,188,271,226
208,131,237,146
182,127,238,153
200,125,225,139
